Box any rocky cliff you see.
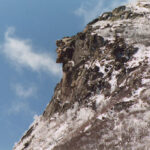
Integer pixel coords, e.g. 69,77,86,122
14,0,150,149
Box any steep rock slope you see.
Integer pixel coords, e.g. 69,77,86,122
14,0,150,150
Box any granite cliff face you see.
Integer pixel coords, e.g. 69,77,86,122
14,0,150,149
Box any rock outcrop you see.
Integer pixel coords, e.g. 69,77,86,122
14,0,150,150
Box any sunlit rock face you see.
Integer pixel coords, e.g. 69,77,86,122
14,1,150,150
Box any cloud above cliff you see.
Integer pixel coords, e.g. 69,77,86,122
128,0,138,3
14,83,37,98
74,0,104,25
74,0,128,25
7,101,35,115
1,27,62,76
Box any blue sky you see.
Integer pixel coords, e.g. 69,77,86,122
0,0,133,149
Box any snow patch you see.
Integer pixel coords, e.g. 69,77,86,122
126,45,150,68
97,113,107,120
84,124,92,132
92,2,150,45
95,94,105,106
13,104,95,150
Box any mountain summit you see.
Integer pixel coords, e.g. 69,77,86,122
14,1,150,149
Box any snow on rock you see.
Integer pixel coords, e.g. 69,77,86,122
92,0,150,45
84,124,92,132
14,104,95,150
14,0,150,149
95,94,105,106
97,113,107,120
126,45,150,68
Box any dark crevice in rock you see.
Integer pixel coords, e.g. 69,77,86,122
114,101,135,112
21,126,34,141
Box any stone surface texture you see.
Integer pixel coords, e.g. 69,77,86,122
14,1,150,150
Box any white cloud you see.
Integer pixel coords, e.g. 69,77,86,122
75,0,104,25
6,83,37,115
14,84,37,98
2,27,62,76
128,0,138,3
74,0,129,25
7,101,35,115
